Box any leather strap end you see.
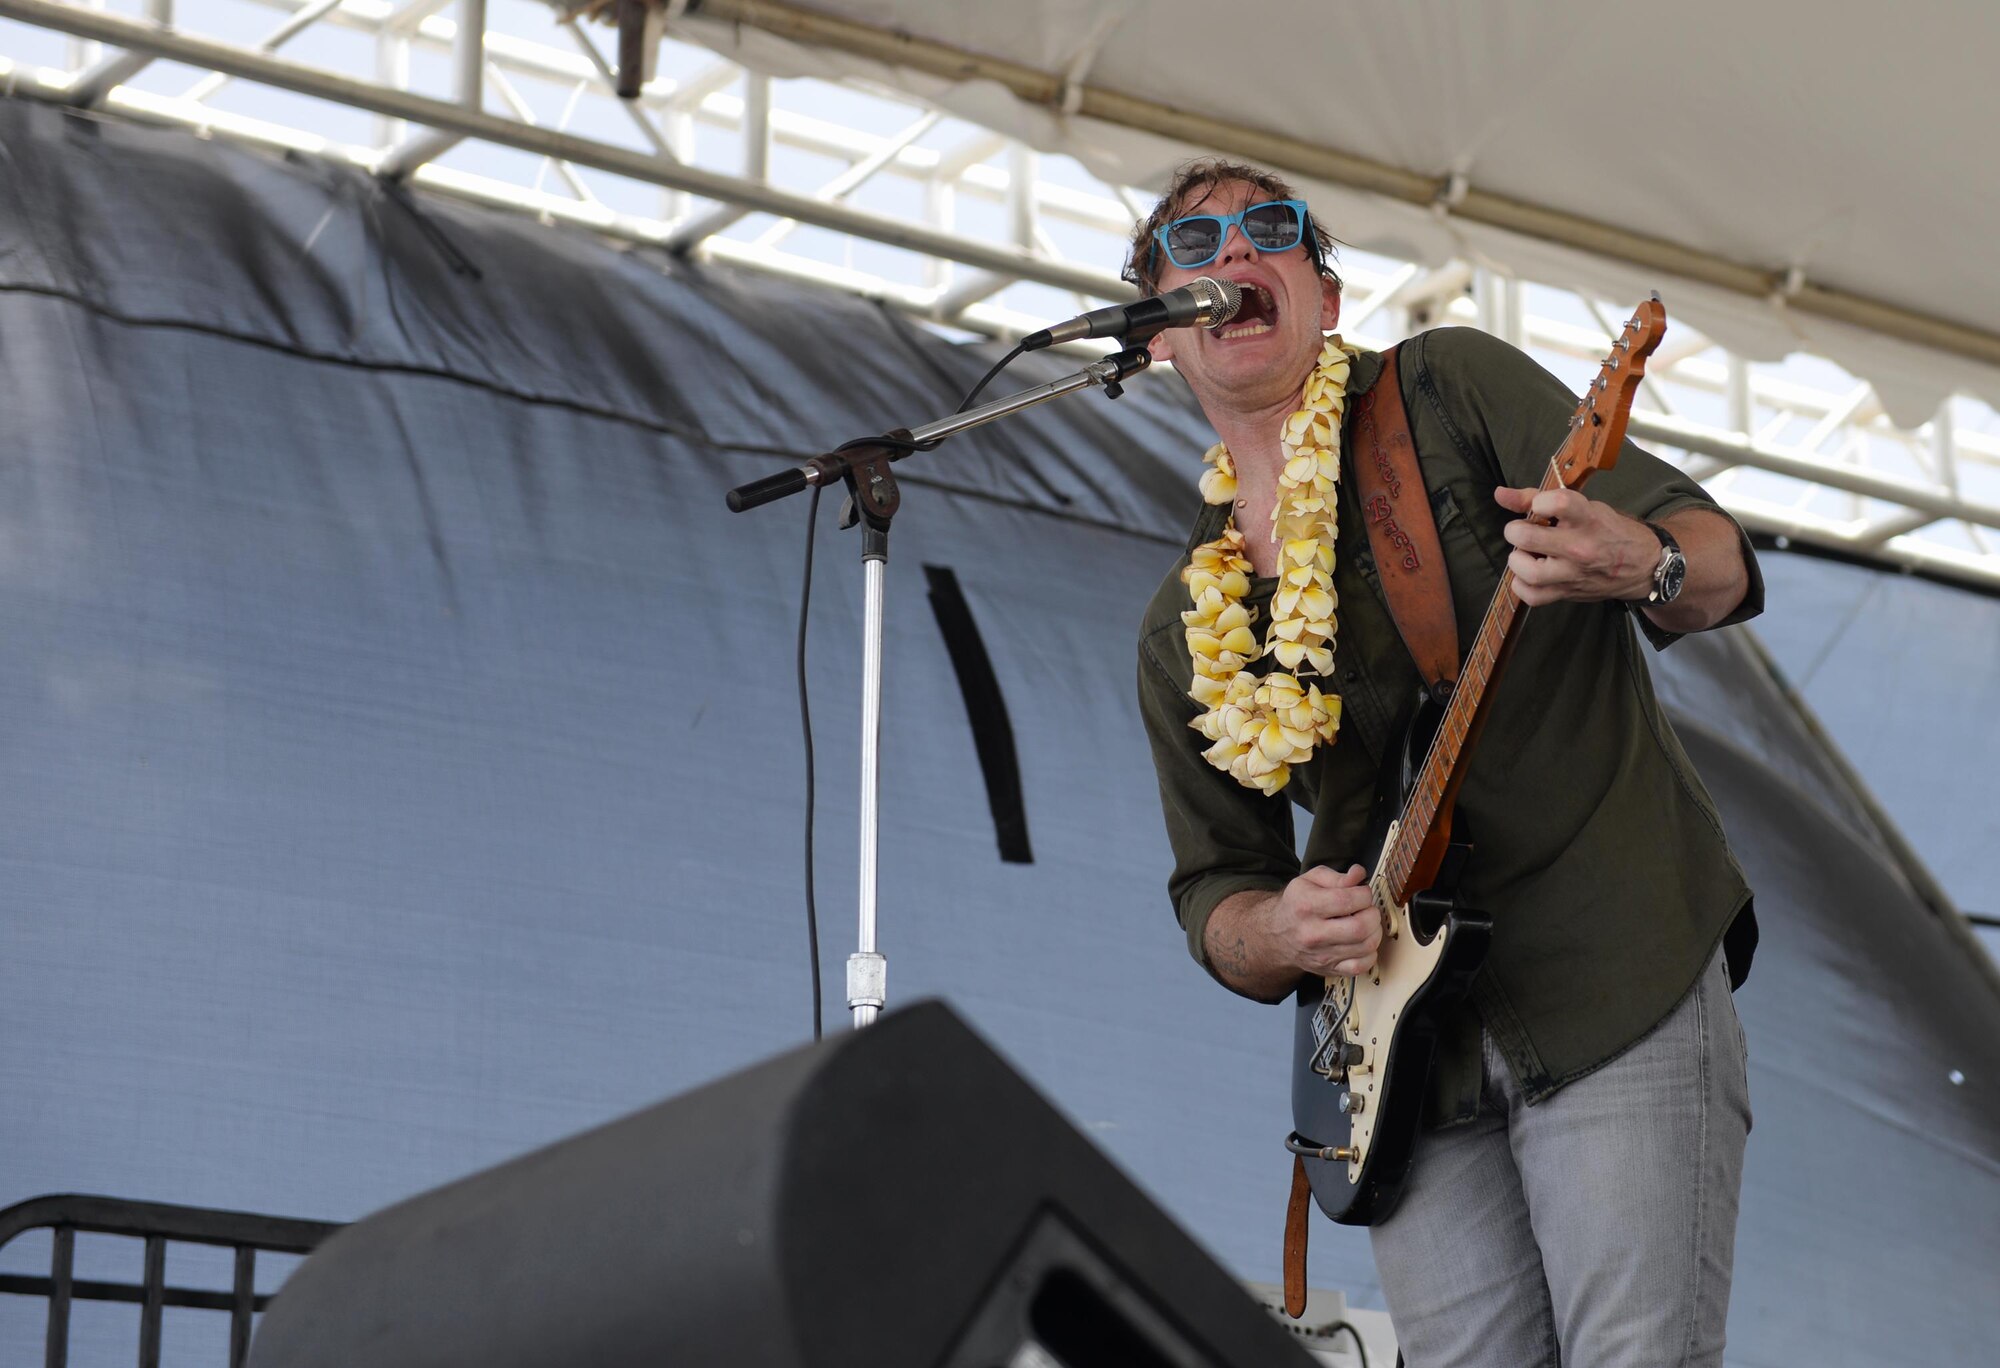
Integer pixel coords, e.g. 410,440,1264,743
1283,1152,1311,1319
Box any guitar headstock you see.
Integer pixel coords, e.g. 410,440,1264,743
1556,294,1667,486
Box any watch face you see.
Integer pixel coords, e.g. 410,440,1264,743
1659,550,1688,603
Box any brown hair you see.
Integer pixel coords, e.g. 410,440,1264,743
1122,157,1343,295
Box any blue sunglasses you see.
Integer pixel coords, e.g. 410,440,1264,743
1154,199,1311,270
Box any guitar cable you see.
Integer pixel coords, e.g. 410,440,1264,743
1288,985,1359,1159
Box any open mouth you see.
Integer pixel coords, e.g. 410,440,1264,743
1213,282,1277,339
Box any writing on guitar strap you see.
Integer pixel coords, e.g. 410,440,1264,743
1367,494,1421,570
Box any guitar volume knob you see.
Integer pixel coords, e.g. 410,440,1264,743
1339,1092,1366,1115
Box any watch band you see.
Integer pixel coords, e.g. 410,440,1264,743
1642,521,1685,603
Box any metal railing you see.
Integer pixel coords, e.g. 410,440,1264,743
0,1194,342,1368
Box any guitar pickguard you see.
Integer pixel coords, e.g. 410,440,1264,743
1291,877,1488,1224
1299,818,1455,1179
1291,802,1492,1225
1335,854,1450,1184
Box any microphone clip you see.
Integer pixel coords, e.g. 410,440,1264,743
1095,344,1153,400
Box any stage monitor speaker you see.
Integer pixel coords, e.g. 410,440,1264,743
247,1000,1317,1368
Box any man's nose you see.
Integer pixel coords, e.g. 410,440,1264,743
1216,222,1260,263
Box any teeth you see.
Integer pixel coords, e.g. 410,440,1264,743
1219,323,1272,339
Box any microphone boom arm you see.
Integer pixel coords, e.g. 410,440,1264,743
724,345,1155,513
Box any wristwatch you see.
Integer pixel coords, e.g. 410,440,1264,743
1643,521,1686,604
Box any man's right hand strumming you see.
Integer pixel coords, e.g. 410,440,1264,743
1202,864,1383,1002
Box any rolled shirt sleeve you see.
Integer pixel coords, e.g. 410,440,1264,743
1137,594,1297,976
1416,326,1764,647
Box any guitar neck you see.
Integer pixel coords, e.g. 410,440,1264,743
1382,447,1583,906
1375,296,1663,907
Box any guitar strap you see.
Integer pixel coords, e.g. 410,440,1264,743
1282,345,1459,1319
1351,345,1460,692
1283,1153,1312,1317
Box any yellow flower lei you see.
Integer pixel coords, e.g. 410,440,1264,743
1181,336,1355,796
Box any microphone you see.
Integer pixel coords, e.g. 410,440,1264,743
1020,277,1242,352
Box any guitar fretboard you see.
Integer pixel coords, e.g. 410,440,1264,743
1381,446,1573,906
1367,300,1659,912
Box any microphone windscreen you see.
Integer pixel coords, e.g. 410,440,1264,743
1194,277,1243,326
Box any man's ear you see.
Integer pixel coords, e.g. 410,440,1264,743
1320,277,1342,332
1147,330,1177,365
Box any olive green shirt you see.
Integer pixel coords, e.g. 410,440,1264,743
1137,326,1762,1124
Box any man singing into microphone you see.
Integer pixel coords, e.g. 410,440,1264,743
1131,158,1761,1366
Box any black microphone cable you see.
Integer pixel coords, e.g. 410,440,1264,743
796,483,825,1042
956,340,1026,413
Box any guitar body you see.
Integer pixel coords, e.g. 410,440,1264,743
1289,696,1491,1226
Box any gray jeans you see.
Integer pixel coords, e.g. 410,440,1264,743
1369,951,1751,1368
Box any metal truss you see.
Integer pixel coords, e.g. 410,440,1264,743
2,0,1998,591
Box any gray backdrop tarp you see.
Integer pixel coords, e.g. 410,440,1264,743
0,99,1995,1366
1749,552,2000,933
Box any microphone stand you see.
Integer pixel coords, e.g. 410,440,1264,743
726,343,1156,1028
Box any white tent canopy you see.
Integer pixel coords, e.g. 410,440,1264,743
2,0,1998,584
674,0,2000,428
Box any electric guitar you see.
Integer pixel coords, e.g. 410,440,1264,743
1287,297,1669,1226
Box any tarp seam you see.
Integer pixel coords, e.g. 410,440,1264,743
0,280,1186,548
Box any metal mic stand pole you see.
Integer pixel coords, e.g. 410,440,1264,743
725,344,1156,1029
846,459,893,1028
